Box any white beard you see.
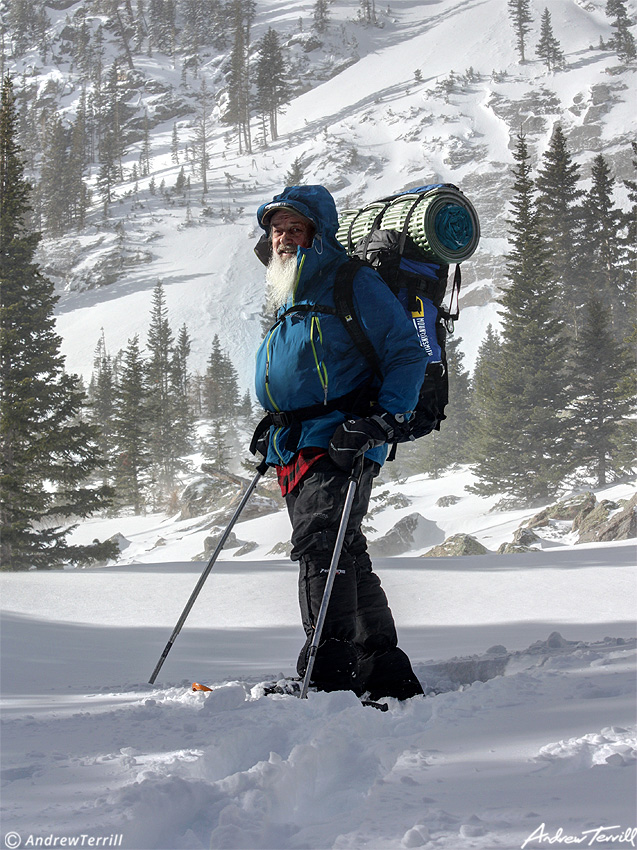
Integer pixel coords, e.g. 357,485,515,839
266,251,298,310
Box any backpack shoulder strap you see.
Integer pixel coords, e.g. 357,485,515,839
333,258,383,379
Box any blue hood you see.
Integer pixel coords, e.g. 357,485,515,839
256,185,347,301
257,185,341,244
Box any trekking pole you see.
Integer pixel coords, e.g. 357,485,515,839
299,456,364,700
149,459,269,685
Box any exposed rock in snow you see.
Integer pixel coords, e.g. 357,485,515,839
107,532,132,552
179,471,279,522
525,491,596,529
577,493,637,544
369,512,444,556
498,526,542,554
203,530,251,554
423,532,489,557
233,541,258,557
268,540,293,557
436,494,461,507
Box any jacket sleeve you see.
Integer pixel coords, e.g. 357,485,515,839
350,267,427,415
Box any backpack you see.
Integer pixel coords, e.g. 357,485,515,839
333,184,480,458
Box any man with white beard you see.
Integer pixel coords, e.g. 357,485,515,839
264,208,314,310
252,185,426,701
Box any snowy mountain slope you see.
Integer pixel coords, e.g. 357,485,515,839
1,544,636,850
12,0,632,388
61,463,637,565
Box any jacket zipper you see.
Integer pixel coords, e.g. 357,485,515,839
264,324,285,463
310,315,329,405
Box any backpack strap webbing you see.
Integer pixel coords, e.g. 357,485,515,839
333,259,384,379
250,383,373,457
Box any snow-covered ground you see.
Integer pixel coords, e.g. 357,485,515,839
2,470,636,850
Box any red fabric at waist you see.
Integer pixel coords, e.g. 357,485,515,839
276,447,327,497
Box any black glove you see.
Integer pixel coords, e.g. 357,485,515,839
253,428,270,459
328,410,406,471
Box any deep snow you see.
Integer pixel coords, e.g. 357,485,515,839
1,471,636,849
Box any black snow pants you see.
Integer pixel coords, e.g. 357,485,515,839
285,456,423,701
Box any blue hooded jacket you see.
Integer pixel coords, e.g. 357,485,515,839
254,185,427,467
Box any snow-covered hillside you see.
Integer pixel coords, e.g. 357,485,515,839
9,0,634,387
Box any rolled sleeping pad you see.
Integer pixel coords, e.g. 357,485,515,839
336,184,480,265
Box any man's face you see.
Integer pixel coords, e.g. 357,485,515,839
269,210,314,260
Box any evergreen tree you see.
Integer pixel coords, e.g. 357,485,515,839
171,122,180,163
37,108,88,234
113,335,150,513
39,112,70,236
578,154,631,337
238,388,253,419
508,0,533,62
567,299,636,486
313,0,330,33
209,0,228,48
88,330,116,481
358,0,377,24
605,0,636,62
193,77,213,193
535,124,584,336
133,0,147,52
139,111,151,176
68,98,90,228
467,324,503,462
0,75,114,569
622,142,637,309
145,281,181,493
203,419,234,469
285,157,305,185
99,61,126,181
255,28,286,142
223,0,252,153
536,8,565,71
169,323,194,455
203,334,240,418
471,135,570,504
441,335,473,463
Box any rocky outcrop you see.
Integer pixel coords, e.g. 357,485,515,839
233,541,259,557
521,490,636,545
577,494,637,544
369,513,444,556
574,499,619,540
498,527,542,554
179,468,279,521
422,533,489,557
203,530,251,555
106,532,132,553
267,541,293,557
525,491,596,529
436,495,461,508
